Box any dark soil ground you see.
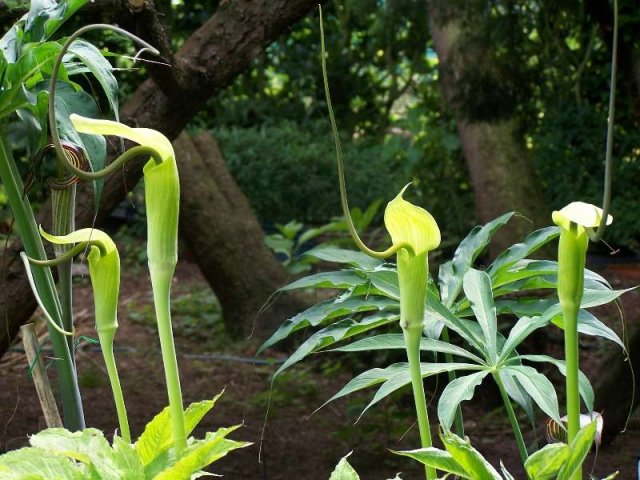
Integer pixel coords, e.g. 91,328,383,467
0,258,638,479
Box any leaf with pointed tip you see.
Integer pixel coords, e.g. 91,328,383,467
498,369,535,425
329,452,360,480
524,442,569,480
365,268,400,299
0,447,85,479
392,448,468,477
279,270,366,291
303,245,383,270
551,309,624,349
439,212,513,307
556,421,597,480
438,370,490,429
517,354,594,413
259,296,397,353
487,227,560,276
463,269,498,362
503,366,561,424
334,333,484,364
500,316,550,361
441,430,503,480
272,312,399,377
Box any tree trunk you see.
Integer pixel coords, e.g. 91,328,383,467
174,132,307,339
0,0,321,356
427,1,550,254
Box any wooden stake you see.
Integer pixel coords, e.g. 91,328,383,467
21,323,63,428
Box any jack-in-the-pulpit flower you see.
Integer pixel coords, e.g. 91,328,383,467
39,227,130,443
385,184,441,331
553,201,612,480
69,114,186,452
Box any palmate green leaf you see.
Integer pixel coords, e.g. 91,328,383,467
154,427,250,480
518,354,594,412
334,333,484,364
463,269,498,362
438,370,490,429
392,448,469,477
498,369,535,425
439,212,513,307
0,447,85,479
556,421,597,480
321,362,481,417
280,270,366,291
503,365,562,424
441,430,503,480
499,315,549,361
259,296,397,353
303,245,383,270
136,394,223,466
524,442,570,480
272,312,399,377
329,453,361,480
487,226,560,276
425,290,486,355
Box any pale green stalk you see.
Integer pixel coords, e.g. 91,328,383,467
493,373,527,464
0,133,85,430
100,328,130,443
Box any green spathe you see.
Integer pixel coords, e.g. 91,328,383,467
69,114,186,452
40,227,130,443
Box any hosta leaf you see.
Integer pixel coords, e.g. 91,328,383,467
272,312,399,377
517,354,594,413
463,269,498,362
334,333,484,364
556,421,597,480
303,245,383,270
392,448,468,477
504,366,561,424
524,442,569,480
441,430,503,480
280,270,366,291
259,296,397,353
439,212,513,307
438,370,489,429
0,447,84,479
154,427,250,480
329,452,360,480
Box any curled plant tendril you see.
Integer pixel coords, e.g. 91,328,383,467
590,0,618,242
48,24,162,181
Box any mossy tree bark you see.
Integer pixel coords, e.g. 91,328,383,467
427,0,549,255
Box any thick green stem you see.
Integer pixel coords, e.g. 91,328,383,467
0,134,84,430
51,186,76,361
494,372,528,464
403,326,435,480
563,303,581,480
441,326,465,437
99,330,130,443
150,263,186,453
